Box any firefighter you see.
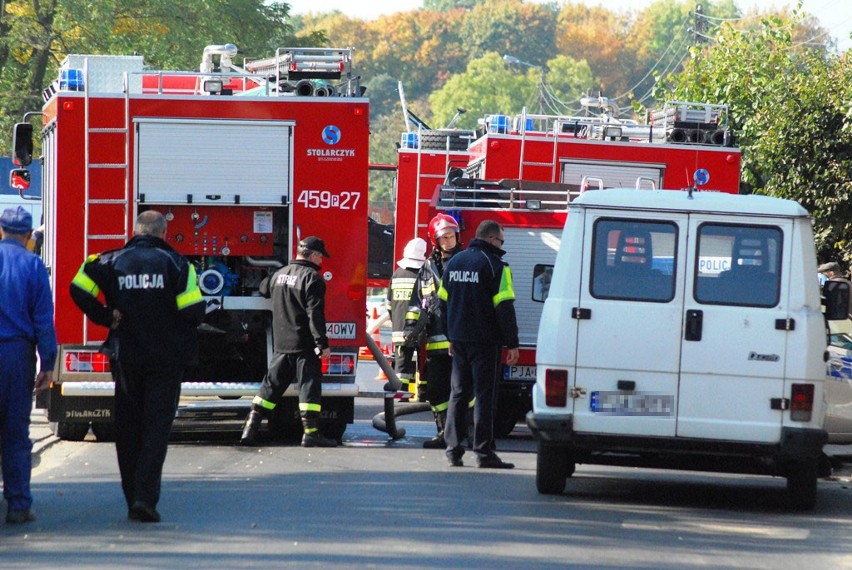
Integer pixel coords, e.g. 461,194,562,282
438,219,519,469
386,238,428,396
404,214,463,448
240,236,338,448
70,210,205,522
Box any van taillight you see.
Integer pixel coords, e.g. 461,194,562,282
545,369,568,408
790,383,814,422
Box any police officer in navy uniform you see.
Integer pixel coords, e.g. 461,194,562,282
438,219,519,469
239,236,338,448
0,207,56,524
70,210,204,523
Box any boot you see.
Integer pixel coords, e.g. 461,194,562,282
239,408,263,446
423,410,446,449
301,417,338,448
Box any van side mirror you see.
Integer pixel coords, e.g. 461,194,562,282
12,122,33,167
532,264,553,303
823,279,850,320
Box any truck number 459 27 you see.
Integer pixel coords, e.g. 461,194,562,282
297,189,361,210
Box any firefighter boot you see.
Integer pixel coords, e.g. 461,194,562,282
423,410,446,449
301,417,338,448
239,407,263,446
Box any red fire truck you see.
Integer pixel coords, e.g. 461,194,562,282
392,98,742,436
13,45,369,441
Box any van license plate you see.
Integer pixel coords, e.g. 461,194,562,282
503,365,536,382
590,391,674,416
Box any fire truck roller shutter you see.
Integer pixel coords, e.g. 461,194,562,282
134,119,293,205
419,129,475,151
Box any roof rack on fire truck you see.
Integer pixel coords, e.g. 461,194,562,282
245,47,361,98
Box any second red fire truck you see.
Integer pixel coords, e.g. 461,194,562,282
391,97,743,436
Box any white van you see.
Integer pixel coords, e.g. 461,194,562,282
527,188,849,510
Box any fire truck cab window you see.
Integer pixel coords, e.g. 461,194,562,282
694,224,782,307
590,219,677,302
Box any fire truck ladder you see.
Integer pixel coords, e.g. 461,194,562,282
81,60,132,343
516,108,560,184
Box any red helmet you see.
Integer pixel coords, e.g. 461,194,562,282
427,213,460,245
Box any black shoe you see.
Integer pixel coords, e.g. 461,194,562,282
239,410,262,446
477,455,514,469
129,501,161,523
6,509,35,524
423,435,446,449
447,455,464,467
301,431,338,448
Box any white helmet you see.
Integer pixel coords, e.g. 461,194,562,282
398,237,428,269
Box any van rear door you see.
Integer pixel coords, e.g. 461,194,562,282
573,212,688,436
678,217,790,442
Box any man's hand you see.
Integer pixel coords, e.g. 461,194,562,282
35,370,53,394
110,309,122,330
320,347,331,360
505,347,519,366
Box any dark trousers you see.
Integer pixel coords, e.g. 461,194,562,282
0,340,36,512
257,351,322,417
444,342,501,460
422,350,452,412
113,361,183,509
393,344,417,396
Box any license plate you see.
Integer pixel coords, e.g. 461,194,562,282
590,391,674,416
503,365,536,382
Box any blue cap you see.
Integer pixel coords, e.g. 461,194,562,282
1,206,33,234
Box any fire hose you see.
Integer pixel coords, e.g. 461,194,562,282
365,313,431,440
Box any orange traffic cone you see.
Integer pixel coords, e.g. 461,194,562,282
374,365,388,382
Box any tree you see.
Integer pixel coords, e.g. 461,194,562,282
459,0,557,66
424,0,480,10
0,0,315,155
660,12,852,262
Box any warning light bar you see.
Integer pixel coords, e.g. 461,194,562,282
65,350,111,373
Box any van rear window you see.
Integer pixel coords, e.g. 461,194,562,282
694,223,782,307
590,219,677,302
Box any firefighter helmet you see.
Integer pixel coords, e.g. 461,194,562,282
427,213,459,245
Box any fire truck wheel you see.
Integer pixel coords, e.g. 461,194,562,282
536,442,571,495
322,419,347,443
91,422,117,442
268,413,302,443
53,421,90,442
419,129,475,151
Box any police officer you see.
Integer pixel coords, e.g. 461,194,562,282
240,236,338,448
0,207,56,524
387,238,428,396
438,219,519,469
405,214,462,448
70,210,204,523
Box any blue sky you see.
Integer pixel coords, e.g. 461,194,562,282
286,0,851,51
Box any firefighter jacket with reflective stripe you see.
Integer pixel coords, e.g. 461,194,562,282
70,234,204,367
387,265,419,345
406,250,450,353
259,258,329,354
438,238,519,348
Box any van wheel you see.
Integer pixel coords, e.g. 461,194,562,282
91,422,117,442
536,443,571,495
54,421,90,441
786,461,818,511
322,420,347,443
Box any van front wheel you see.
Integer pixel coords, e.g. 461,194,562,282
536,443,572,495
786,460,818,511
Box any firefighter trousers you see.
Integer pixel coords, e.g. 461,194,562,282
421,350,451,413
0,340,37,512
444,342,501,461
255,350,323,419
393,344,417,397
113,360,183,510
